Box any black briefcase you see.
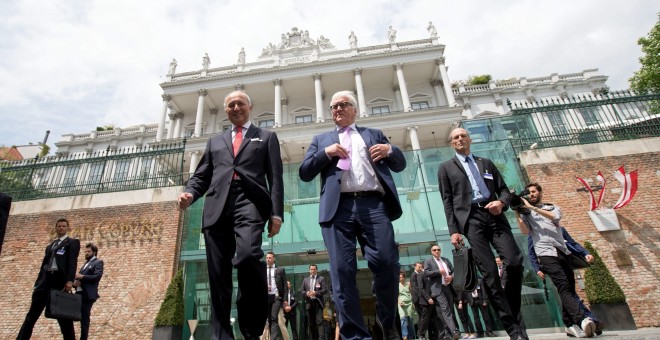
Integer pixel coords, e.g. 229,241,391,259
567,253,591,270
452,244,478,291
45,289,82,321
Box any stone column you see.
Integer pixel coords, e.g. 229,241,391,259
353,68,368,117
157,94,171,142
281,98,289,125
209,108,218,134
166,112,176,139
173,112,184,138
313,74,325,122
189,150,201,174
194,89,207,137
407,126,431,189
393,85,403,112
436,58,456,106
274,79,282,127
394,63,411,111
430,79,445,107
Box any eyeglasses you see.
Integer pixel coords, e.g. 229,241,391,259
329,102,353,111
431,249,440,252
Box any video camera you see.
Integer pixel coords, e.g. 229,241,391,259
510,188,531,215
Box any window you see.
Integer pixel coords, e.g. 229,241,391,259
114,159,131,181
88,162,104,184
294,115,313,124
411,101,430,110
546,111,568,135
63,165,79,187
258,119,274,128
371,105,390,115
140,158,153,178
577,107,600,126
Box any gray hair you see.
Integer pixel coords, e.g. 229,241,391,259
224,90,252,107
331,90,358,111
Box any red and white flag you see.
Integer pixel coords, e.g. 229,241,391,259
575,176,597,211
613,166,638,209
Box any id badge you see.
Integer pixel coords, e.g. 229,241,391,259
56,248,65,255
484,173,493,180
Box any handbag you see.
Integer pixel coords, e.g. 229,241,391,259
451,242,478,291
45,289,82,321
567,253,591,270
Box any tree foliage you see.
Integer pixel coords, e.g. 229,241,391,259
629,15,660,94
583,241,626,304
467,74,492,86
154,268,185,327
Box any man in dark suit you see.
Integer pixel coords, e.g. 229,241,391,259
437,127,526,340
283,281,299,340
178,90,284,340
465,277,495,338
411,262,433,340
299,90,406,340
495,257,507,288
74,243,104,340
266,251,287,340
18,218,81,340
424,246,459,340
300,264,327,340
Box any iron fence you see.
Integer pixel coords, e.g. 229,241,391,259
0,141,186,201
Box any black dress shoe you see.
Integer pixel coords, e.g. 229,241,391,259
375,317,399,340
484,331,496,337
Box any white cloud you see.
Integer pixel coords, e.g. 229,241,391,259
0,0,656,148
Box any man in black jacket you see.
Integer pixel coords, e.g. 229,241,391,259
284,281,299,340
74,243,104,340
17,218,81,340
411,262,433,340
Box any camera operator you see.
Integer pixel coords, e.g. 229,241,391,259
515,183,596,338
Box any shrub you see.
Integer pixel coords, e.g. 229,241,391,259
583,241,626,304
154,268,185,326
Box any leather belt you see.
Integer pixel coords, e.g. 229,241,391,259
340,191,383,198
471,200,492,209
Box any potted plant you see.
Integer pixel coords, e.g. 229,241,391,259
153,268,185,339
583,242,636,330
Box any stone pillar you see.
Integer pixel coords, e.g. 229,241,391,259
430,79,445,107
209,108,218,134
194,89,207,137
274,79,282,127
393,85,403,112
157,94,171,142
407,126,431,189
189,150,201,174
394,63,411,111
281,98,289,125
173,112,184,138
167,112,176,139
313,74,325,122
353,68,368,117
436,58,456,106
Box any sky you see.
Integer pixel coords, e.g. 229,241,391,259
0,0,657,150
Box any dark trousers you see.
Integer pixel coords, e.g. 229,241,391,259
539,254,585,327
469,303,493,335
414,303,431,338
432,288,457,337
285,312,298,340
78,294,96,340
464,208,523,337
268,296,283,340
203,186,268,340
306,303,324,340
17,272,75,340
456,305,475,334
321,196,399,340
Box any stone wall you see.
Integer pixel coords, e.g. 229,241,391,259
0,187,183,339
519,138,660,327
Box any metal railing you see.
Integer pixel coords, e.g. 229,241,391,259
0,141,186,201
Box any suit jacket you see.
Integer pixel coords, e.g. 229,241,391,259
437,154,511,235
299,126,406,224
498,264,508,288
78,257,104,300
300,275,327,309
185,124,284,227
35,236,81,289
412,270,432,306
424,256,454,297
284,289,299,315
461,277,488,306
410,271,420,304
528,226,590,273
268,266,287,299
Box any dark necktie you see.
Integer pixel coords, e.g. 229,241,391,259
268,266,273,294
466,156,491,200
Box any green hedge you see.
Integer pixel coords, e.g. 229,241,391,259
154,268,185,326
583,241,626,304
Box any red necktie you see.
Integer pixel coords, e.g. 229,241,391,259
233,126,243,156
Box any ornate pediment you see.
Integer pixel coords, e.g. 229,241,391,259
259,27,335,59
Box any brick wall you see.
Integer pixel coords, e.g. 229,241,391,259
0,188,183,339
520,139,660,328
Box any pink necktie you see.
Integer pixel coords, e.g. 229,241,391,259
337,127,351,171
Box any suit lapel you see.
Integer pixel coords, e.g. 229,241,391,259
357,126,372,147
474,155,486,175
222,128,233,156
452,156,467,177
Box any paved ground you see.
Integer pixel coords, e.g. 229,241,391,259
476,327,659,339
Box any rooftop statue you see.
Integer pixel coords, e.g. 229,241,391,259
317,35,335,49
388,26,397,43
349,31,358,48
202,53,210,70
168,58,177,75
427,21,438,38
238,47,246,64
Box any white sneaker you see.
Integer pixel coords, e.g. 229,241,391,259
565,325,587,338
581,318,596,338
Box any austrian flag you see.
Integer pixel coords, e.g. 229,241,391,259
575,166,638,210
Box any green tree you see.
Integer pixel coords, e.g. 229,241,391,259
629,15,660,94
154,268,185,327
583,241,626,304
467,74,492,86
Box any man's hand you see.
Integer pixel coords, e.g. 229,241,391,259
536,271,545,280
485,200,505,215
586,255,594,263
73,280,81,288
458,302,463,310
268,217,282,238
284,305,291,312
428,298,434,305
325,144,349,159
178,192,193,210
445,275,453,284
450,233,463,248
75,273,84,280
369,143,391,162
64,281,73,292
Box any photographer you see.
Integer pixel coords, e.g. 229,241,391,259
515,183,596,338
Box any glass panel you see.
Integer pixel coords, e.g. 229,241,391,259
294,115,313,124
371,105,390,115
259,119,275,128
411,101,429,110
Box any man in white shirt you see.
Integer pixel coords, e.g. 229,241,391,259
424,245,460,340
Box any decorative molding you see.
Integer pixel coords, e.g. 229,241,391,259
463,102,472,110
353,68,362,76
392,85,400,92
273,78,283,86
312,73,322,81
161,94,172,102
209,108,218,115
393,62,404,71
198,89,208,97
435,57,446,65
235,83,245,90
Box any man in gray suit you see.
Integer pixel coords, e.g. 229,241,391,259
424,245,459,340
178,90,284,340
